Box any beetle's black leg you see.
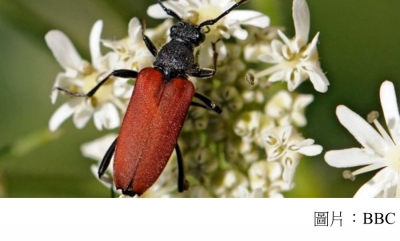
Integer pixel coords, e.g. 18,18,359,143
175,143,189,192
56,69,138,97
211,40,219,73
191,101,210,110
157,0,182,21
140,19,158,57
188,41,219,78
95,138,117,198
191,101,222,115
188,68,215,78
98,138,118,179
193,92,222,114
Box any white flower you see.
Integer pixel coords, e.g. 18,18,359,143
46,20,132,131
233,112,270,165
263,125,322,187
263,125,322,161
147,0,270,66
102,17,155,70
248,160,284,197
214,169,250,198
242,26,281,62
234,111,275,147
265,90,314,127
253,0,329,93
325,81,400,198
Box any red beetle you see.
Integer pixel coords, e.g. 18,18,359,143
57,0,248,196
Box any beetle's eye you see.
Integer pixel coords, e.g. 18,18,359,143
198,32,205,44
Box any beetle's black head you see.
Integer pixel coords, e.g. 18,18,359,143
153,0,248,80
170,22,205,48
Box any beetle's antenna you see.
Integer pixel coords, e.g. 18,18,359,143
198,0,248,28
157,0,182,21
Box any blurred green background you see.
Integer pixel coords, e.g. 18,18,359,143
0,0,399,197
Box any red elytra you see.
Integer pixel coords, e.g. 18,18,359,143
113,67,195,195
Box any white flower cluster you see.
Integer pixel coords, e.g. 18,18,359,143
252,0,329,93
46,19,155,132
47,0,326,197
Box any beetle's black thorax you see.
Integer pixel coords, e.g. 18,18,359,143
153,39,196,81
153,21,205,81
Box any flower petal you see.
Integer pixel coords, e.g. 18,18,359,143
268,70,286,82
293,0,310,49
230,25,248,40
298,144,322,156
277,30,291,48
353,168,392,198
281,156,299,185
93,103,120,130
45,30,83,71
266,90,292,118
128,18,143,44
225,10,270,28
294,93,314,109
286,69,302,91
81,133,118,161
114,77,134,98
380,80,400,145
292,94,313,126
50,73,77,104
147,1,180,19
335,105,387,156
49,98,81,131
303,62,329,93
302,32,319,59
197,41,226,67
90,164,114,189
73,104,93,129
90,20,103,67
324,148,382,168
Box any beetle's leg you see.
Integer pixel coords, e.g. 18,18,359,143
211,40,219,73
188,41,219,78
191,101,222,114
175,143,189,192
190,101,209,110
192,92,222,114
140,19,158,57
55,69,138,97
188,68,215,78
98,138,118,179
95,138,117,198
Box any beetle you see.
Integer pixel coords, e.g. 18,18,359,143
57,0,248,197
